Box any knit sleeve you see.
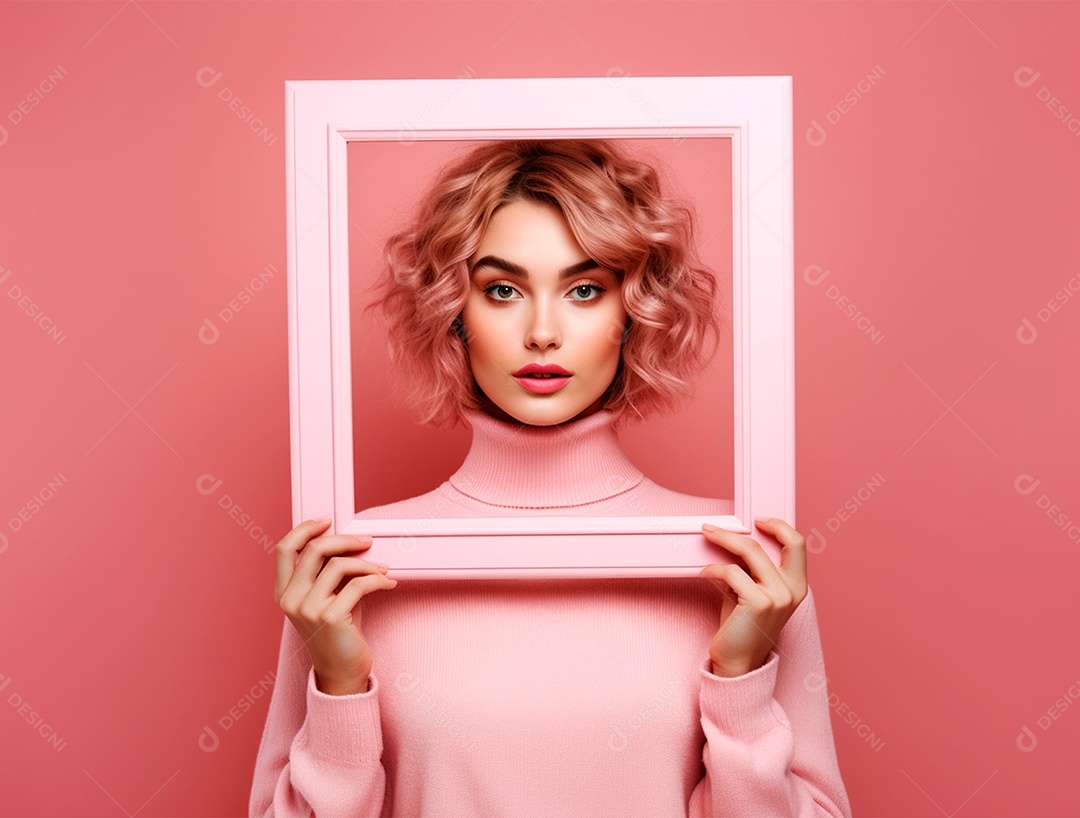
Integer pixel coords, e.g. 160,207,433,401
687,585,852,817
248,616,387,817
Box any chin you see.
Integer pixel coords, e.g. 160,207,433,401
484,394,603,427
509,404,578,427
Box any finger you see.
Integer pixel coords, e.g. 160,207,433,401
701,524,786,594
321,572,398,623
276,519,332,603
294,533,373,585
283,533,374,607
308,555,389,602
699,562,769,608
754,517,808,595
720,583,737,621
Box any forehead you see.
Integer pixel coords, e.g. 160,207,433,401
477,200,576,247
469,199,593,270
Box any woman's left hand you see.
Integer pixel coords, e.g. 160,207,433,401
698,517,808,677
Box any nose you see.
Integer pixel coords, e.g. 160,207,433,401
524,297,560,350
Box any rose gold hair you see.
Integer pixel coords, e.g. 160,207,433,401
361,139,724,428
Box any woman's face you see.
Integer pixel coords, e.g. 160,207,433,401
462,198,628,427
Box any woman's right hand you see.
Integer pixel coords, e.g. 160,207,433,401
275,519,398,696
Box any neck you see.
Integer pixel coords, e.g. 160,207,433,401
448,406,644,508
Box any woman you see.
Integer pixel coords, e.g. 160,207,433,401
249,140,851,817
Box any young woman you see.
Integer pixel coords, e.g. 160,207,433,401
249,139,851,817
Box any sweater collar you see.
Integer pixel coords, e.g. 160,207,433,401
448,407,645,508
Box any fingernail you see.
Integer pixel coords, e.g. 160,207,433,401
313,517,331,524
754,516,770,524
702,523,718,532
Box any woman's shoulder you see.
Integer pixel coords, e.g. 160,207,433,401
621,476,735,517
354,481,451,520
358,481,496,520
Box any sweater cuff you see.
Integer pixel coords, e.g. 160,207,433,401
298,665,384,764
698,650,789,740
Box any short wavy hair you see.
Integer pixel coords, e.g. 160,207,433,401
361,139,725,428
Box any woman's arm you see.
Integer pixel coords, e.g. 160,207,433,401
687,585,852,817
248,616,388,817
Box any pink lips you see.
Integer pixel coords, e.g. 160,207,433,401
512,362,572,394
513,362,572,377
513,373,571,394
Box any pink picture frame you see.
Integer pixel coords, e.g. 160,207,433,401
285,75,795,579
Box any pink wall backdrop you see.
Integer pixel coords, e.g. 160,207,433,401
2,2,1078,815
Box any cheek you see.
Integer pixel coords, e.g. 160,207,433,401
462,310,502,374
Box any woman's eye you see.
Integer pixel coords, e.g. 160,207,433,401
570,284,604,301
485,284,519,301
483,283,604,302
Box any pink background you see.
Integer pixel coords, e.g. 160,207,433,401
2,1,1079,815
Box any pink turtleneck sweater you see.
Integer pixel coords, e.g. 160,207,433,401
249,408,851,817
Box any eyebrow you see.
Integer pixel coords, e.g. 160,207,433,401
468,255,602,281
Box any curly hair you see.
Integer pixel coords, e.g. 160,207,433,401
360,139,725,428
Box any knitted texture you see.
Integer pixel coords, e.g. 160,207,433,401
249,408,851,817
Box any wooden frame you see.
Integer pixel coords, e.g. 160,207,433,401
285,75,795,579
